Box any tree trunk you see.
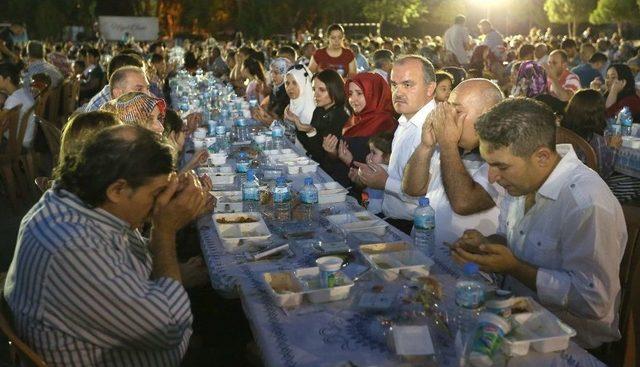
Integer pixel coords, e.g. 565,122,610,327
617,22,623,37
567,23,572,38
572,21,577,39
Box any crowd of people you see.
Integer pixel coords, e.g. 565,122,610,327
0,15,635,366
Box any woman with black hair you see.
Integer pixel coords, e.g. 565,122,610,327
242,57,268,103
603,64,640,120
286,69,349,173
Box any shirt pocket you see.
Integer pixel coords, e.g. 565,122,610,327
524,230,560,268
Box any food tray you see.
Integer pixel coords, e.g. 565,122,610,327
211,190,243,213
362,249,433,281
213,212,271,251
262,271,304,308
315,181,348,204
263,148,295,156
209,172,236,185
208,152,227,165
294,267,354,303
326,212,388,236
622,136,640,149
285,160,319,175
261,267,354,306
503,300,576,356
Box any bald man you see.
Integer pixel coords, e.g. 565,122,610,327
403,78,504,246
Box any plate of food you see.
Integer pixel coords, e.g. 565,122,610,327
213,212,271,251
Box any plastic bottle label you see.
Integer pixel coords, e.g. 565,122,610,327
300,190,318,204
469,322,505,362
236,161,250,173
242,187,260,201
414,214,435,230
272,128,284,138
273,188,290,203
455,282,485,309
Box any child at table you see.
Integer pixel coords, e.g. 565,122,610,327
347,132,392,215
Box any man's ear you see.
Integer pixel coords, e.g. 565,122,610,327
105,179,131,204
533,146,554,168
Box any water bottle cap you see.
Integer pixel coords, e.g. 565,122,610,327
246,169,255,179
276,176,286,186
463,262,480,276
238,152,247,158
304,177,313,185
419,197,429,206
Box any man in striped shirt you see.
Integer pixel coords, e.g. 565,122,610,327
545,49,581,102
22,41,63,90
3,125,207,366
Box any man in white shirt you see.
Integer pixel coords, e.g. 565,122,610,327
444,15,471,66
402,78,504,247
452,98,627,349
0,63,36,148
354,55,437,234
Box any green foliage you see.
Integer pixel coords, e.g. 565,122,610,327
544,0,596,24
33,0,66,39
589,0,638,24
361,0,427,25
424,0,466,26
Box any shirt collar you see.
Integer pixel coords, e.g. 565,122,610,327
51,183,133,232
398,98,436,128
537,144,582,201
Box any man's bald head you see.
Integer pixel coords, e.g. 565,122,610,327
109,66,150,99
449,78,504,151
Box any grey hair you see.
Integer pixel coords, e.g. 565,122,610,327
109,66,146,90
394,54,436,86
475,98,556,157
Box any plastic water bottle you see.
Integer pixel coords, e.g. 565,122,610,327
271,120,285,150
299,177,319,221
215,123,228,151
454,262,486,357
242,169,260,212
207,119,216,136
273,176,291,221
235,118,249,142
617,106,634,136
336,66,345,77
236,152,250,173
414,197,435,256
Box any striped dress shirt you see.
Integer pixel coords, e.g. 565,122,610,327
84,84,112,112
3,188,192,366
22,59,64,89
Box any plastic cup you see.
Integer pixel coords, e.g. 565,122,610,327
316,256,343,288
485,297,514,318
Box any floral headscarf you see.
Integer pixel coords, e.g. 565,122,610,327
269,57,293,87
514,61,548,98
101,92,166,132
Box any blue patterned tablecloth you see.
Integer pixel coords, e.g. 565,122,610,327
614,146,640,179
198,140,606,367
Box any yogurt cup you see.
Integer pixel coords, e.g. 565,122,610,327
469,313,511,367
316,256,343,288
193,127,207,139
486,297,514,318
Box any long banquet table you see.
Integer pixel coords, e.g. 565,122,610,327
197,138,606,367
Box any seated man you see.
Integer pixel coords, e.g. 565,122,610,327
452,98,627,349
402,78,504,246
4,125,207,366
84,53,146,112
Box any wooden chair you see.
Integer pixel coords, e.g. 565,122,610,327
34,90,49,120
0,290,48,367
34,177,51,193
38,118,62,164
556,126,598,172
605,204,640,366
44,85,62,128
0,105,23,210
61,78,80,125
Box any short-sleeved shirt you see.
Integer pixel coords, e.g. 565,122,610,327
571,63,602,88
444,24,470,64
548,69,581,101
313,48,355,77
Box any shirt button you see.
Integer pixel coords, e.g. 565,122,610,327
519,230,524,235
537,242,541,246
570,184,575,188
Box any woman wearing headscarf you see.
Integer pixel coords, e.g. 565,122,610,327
322,72,397,174
252,57,292,126
512,60,548,98
284,64,316,144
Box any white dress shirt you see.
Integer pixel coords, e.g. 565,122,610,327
499,145,627,349
427,148,500,247
382,99,436,220
444,24,470,65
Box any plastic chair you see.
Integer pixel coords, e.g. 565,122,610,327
0,290,48,367
556,126,598,172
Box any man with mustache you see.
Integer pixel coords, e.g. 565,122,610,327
354,55,437,233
